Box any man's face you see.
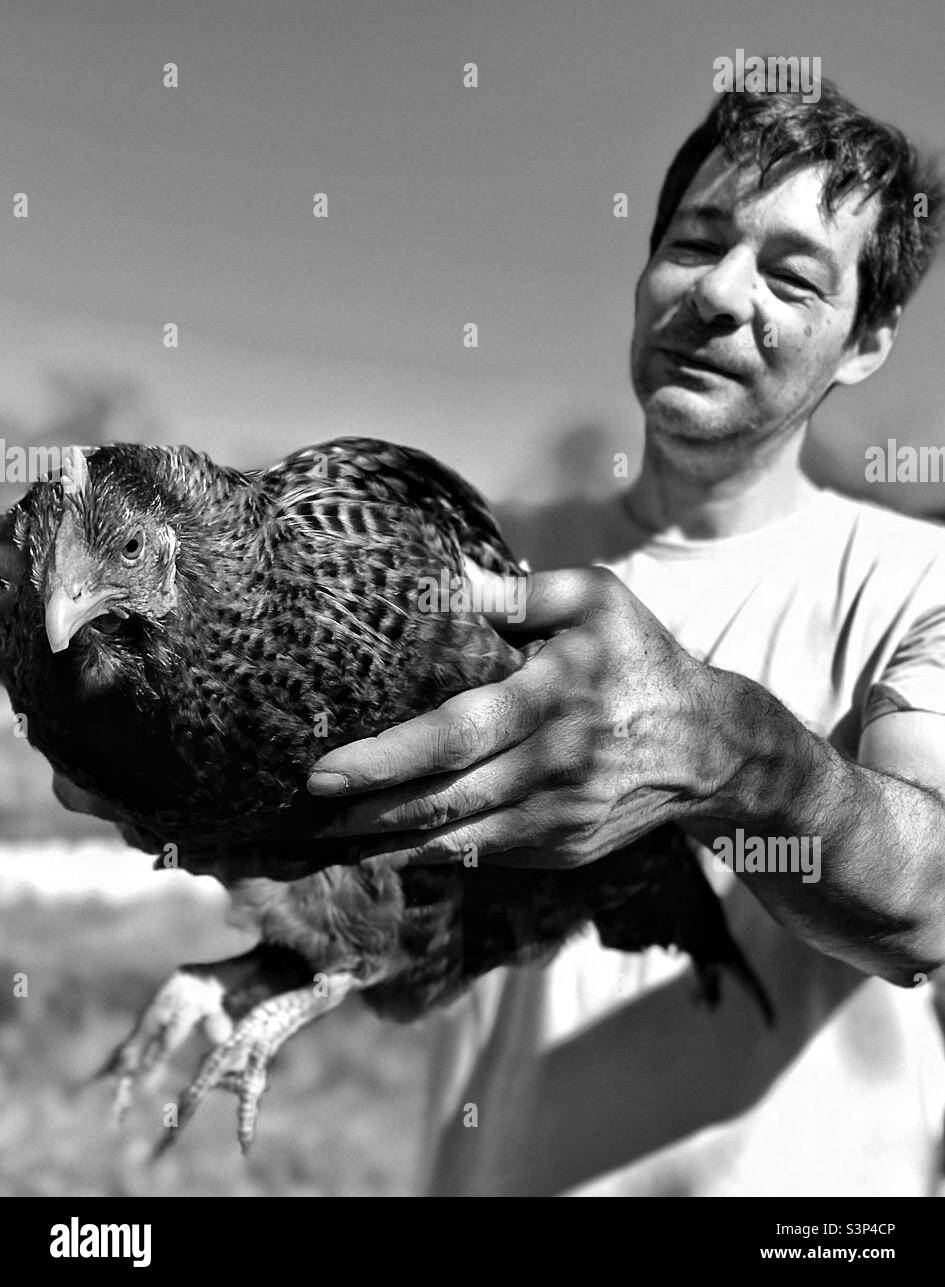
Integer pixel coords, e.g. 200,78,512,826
630,150,880,448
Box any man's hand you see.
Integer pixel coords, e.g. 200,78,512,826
53,772,163,855
307,564,722,868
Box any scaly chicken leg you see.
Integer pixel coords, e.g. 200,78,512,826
103,944,357,1153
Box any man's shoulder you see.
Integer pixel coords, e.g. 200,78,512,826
781,494,945,674
600,488,945,580
813,490,945,587
817,488,945,551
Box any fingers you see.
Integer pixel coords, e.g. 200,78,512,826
307,564,625,797
53,773,160,853
312,736,561,837
346,806,546,868
468,564,625,634
307,659,561,796
117,823,164,855
52,772,121,822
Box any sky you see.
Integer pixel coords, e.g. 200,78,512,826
1,0,943,517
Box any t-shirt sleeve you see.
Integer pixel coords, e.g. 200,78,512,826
861,552,945,729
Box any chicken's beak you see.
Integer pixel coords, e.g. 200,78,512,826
44,579,122,654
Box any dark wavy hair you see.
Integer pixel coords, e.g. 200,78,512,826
648,80,944,340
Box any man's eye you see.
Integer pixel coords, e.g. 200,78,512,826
672,240,718,253
768,271,816,295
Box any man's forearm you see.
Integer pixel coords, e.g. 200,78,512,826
683,666,945,983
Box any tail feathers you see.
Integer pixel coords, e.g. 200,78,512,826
690,939,775,1027
591,825,775,1025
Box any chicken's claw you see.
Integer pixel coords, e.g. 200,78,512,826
156,975,356,1156
99,969,232,1123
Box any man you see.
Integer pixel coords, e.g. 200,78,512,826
305,81,945,1195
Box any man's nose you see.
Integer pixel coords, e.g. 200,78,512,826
689,248,754,327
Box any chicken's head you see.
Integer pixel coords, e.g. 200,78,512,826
43,447,179,654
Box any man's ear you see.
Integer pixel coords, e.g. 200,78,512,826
833,306,902,387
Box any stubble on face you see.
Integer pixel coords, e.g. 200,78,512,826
630,151,880,463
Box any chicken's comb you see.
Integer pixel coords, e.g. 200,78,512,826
60,446,92,497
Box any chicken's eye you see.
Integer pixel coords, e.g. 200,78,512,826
122,530,145,562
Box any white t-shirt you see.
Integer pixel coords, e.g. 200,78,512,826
420,487,945,1196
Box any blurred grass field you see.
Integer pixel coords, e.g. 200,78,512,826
0,886,429,1197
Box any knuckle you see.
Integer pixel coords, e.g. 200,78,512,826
584,565,623,607
516,799,554,848
416,792,456,831
546,749,586,788
586,564,618,591
571,799,603,845
575,691,609,733
555,629,607,683
566,833,596,865
558,847,588,870
436,711,485,767
426,834,466,863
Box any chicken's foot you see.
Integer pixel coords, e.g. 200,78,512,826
155,974,358,1156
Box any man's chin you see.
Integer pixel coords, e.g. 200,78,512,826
640,387,748,444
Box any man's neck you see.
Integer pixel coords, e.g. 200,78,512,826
623,426,820,540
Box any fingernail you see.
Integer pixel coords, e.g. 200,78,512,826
307,771,350,795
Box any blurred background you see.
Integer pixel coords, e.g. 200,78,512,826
0,0,942,1195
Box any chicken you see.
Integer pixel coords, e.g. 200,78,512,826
0,439,770,1152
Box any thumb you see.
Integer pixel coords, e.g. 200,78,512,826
52,773,121,823
461,559,617,634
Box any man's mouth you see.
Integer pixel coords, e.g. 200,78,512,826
657,347,744,380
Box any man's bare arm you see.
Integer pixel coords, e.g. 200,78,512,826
306,566,945,983
683,673,945,983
